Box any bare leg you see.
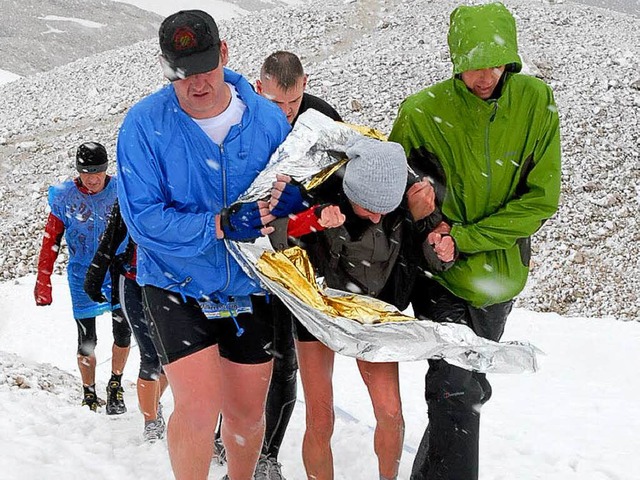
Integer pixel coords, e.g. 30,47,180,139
138,374,168,422
219,357,273,480
111,344,130,375
356,360,404,480
138,378,161,422
77,354,96,386
159,372,169,396
296,340,335,480
163,344,222,480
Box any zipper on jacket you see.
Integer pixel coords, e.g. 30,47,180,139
220,143,232,292
484,101,499,208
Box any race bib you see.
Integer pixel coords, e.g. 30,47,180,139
199,296,253,320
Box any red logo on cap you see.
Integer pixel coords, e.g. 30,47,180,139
172,27,198,50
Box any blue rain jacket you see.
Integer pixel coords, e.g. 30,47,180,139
49,178,119,318
117,68,290,300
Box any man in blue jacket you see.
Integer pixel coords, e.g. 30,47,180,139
117,10,290,480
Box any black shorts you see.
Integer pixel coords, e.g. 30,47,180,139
270,297,298,369
141,285,274,366
292,316,319,343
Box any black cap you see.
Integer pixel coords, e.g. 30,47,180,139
76,142,108,173
159,10,221,81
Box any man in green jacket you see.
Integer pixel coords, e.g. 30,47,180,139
389,3,561,479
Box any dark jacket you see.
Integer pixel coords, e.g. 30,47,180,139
270,166,416,309
293,93,343,126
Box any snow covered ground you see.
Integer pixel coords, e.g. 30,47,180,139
1,275,638,479
0,69,21,85
1,0,639,478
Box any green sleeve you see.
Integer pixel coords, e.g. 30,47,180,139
452,94,561,254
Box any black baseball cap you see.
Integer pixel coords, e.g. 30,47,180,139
76,142,108,173
159,10,221,81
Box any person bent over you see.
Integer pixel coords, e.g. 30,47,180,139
269,137,434,480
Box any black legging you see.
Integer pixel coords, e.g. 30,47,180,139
263,297,298,458
76,309,131,356
119,275,163,381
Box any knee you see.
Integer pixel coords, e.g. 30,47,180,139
223,410,265,441
139,357,162,381
112,315,132,348
426,362,485,411
271,354,298,384
305,403,335,440
77,339,96,356
372,396,404,427
113,336,131,348
224,398,267,432
173,397,218,431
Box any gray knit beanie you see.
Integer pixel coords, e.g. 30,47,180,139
342,137,408,214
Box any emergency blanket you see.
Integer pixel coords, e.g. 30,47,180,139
228,109,541,373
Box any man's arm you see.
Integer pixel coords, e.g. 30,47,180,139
391,88,562,256
34,213,64,306
116,116,221,257
84,202,126,303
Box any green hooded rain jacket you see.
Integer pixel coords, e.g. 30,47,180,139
389,2,561,308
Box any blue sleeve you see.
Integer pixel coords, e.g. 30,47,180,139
116,112,220,258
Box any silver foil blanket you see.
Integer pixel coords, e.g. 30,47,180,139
230,110,540,374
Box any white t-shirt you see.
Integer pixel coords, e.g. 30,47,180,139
193,83,246,145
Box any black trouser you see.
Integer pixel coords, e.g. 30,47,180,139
263,297,298,459
410,276,513,480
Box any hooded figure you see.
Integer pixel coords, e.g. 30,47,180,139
448,2,522,74
389,3,561,480
391,2,561,308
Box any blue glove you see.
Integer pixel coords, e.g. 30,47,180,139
220,202,264,242
271,179,311,217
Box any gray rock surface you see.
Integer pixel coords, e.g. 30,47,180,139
0,0,638,320
0,0,162,76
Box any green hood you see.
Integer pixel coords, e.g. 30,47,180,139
448,2,522,74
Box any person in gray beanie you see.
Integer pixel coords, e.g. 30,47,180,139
342,137,408,214
268,135,436,480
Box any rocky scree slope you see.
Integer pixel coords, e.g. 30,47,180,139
0,0,638,320
0,0,162,77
